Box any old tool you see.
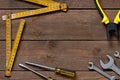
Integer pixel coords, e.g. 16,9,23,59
94,0,120,40
5,13,25,77
2,0,67,20
25,62,76,78
114,51,120,59
88,62,118,80
100,55,120,75
19,64,55,80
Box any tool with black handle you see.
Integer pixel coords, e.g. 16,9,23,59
94,0,120,40
25,62,76,78
19,64,55,80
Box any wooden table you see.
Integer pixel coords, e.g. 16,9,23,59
0,0,120,80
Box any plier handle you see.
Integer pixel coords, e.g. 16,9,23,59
95,0,120,40
114,11,120,24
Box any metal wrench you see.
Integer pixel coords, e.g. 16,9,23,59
114,51,120,59
88,62,117,80
100,55,120,75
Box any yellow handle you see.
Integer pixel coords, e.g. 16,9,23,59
55,68,76,78
95,0,110,24
114,10,120,24
48,77,55,80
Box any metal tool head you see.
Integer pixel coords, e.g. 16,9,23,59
88,62,94,70
114,51,120,58
100,55,114,69
106,23,119,40
110,76,118,80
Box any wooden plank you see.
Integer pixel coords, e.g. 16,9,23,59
0,41,120,70
0,71,118,80
0,10,120,40
0,0,120,9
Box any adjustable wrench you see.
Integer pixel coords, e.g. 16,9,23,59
88,62,117,80
114,51,120,59
100,55,120,75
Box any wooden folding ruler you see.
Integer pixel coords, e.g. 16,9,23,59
5,13,25,77
2,0,67,20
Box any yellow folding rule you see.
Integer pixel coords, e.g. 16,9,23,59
5,13,25,77
2,0,67,20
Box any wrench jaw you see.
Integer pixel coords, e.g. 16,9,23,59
110,76,118,80
88,61,118,80
88,62,94,70
114,51,120,58
106,23,119,40
100,55,114,69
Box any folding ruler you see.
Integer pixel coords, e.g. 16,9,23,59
5,13,25,77
2,0,67,20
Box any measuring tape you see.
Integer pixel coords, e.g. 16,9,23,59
2,0,67,20
5,15,25,76
4,0,67,77
6,14,11,67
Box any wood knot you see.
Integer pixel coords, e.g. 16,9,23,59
48,41,57,49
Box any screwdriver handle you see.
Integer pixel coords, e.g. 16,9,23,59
55,68,76,78
48,77,55,80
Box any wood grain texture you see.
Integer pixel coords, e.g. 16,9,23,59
0,10,120,40
0,0,120,9
0,41,120,70
0,0,120,80
0,71,118,80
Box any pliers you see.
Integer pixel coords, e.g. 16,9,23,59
95,0,120,40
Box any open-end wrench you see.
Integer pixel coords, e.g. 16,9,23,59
100,55,120,75
88,62,117,80
114,51,120,59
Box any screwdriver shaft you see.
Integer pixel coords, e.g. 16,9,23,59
26,62,55,71
19,64,49,80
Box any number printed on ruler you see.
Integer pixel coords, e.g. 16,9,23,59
5,19,25,77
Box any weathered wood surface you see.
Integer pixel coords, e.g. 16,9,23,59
0,10,120,40
0,0,120,9
1,41,120,70
0,71,118,80
0,0,120,80
0,41,120,80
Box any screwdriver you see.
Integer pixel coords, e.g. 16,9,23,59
25,62,76,78
19,64,55,80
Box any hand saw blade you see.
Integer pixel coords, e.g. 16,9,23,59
5,19,25,77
